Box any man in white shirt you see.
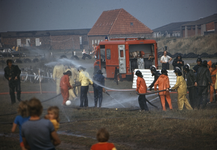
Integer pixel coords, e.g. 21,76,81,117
160,51,172,70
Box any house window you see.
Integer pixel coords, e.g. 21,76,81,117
95,40,97,44
106,49,111,60
26,38,30,46
17,39,21,46
79,36,82,45
130,22,133,26
187,26,191,30
98,40,100,44
35,38,40,46
92,40,94,45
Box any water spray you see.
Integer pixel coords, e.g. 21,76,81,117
105,91,126,108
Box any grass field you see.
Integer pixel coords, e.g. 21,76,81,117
0,52,217,150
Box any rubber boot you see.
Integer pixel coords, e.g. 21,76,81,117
94,100,97,107
99,98,102,108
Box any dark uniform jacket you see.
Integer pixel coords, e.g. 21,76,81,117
193,64,201,73
149,71,161,89
172,56,184,70
93,74,105,89
4,65,21,82
196,66,212,86
186,69,196,87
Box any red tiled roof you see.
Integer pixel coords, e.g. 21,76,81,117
88,8,152,36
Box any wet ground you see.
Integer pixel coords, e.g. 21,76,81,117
0,53,217,150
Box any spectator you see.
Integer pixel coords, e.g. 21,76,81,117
45,106,60,131
145,55,154,69
22,98,61,150
4,59,21,104
172,54,184,70
160,51,172,70
91,128,116,150
11,100,30,150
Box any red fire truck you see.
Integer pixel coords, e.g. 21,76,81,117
93,38,158,81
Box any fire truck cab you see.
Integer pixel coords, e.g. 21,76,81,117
93,38,158,81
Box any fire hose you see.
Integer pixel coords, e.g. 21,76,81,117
136,89,177,109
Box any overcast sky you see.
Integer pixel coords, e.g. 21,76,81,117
0,0,217,32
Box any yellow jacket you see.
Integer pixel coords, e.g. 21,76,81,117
50,119,59,131
79,70,93,86
53,64,65,80
171,75,187,95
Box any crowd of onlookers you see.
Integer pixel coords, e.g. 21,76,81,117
11,97,116,150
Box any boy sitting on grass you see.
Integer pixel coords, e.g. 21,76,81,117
22,97,61,150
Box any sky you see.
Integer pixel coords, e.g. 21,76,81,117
0,0,217,32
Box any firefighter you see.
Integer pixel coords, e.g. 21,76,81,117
53,62,65,94
68,65,79,100
171,67,193,110
193,58,202,73
183,64,197,109
78,66,93,107
196,60,212,109
149,65,161,90
172,54,184,70
93,70,105,107
215,62,217,90
154,69,173,111
4,59,21,104
149,66,169,109
209,63,217,103
192,58,202,105
60,70,72,105
135,70,149,112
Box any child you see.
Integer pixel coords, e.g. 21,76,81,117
22,97,61,150
91,128,116,150
45,106,60,131
171,67,193,110
11,100,30,150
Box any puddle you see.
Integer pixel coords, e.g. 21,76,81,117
0,133,19,138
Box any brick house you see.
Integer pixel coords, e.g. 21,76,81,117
152,21,189,38
88,8,153,49
181,13,217,38
0,29,90,50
